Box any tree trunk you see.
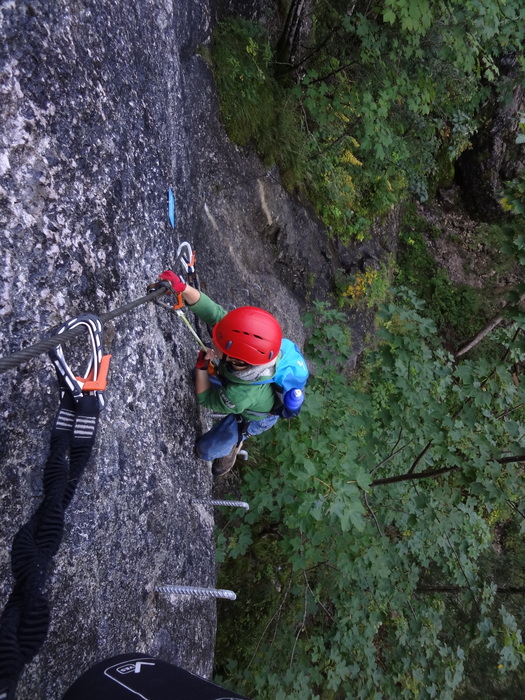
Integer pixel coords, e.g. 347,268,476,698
274,0,307,77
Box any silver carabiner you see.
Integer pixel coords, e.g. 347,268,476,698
49,314,107,409
176,241,193,275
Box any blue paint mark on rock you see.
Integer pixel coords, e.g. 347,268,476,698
168,187,176,228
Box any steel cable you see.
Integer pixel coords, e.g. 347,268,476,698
0,287,168,375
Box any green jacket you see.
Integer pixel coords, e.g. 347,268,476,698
189,293,277,421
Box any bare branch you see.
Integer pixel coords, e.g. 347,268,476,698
364,492,383,537
290,573,309,668
496,454,525,465
371,465,459,487
407,441,433,475
455,313,505,358
496,402,524,419
247,578,292,669
455,293,525,359
371,429,407,474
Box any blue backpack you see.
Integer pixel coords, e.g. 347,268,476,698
254,339,309,418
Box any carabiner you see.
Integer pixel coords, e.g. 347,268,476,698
176,241,196,278
177,241,197,285
49,314,111,410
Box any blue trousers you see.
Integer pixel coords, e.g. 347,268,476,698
196,413,279,461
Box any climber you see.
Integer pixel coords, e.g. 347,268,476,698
158,270,282,477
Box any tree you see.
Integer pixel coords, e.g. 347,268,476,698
211,8,525,693
212,0,525,239
215,287,525,699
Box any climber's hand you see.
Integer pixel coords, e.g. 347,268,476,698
196,350,209,370
159,270,186,293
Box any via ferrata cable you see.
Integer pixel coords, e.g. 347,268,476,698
0,285,168,375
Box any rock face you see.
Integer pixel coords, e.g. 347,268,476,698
0,1,396,697
455,56,525,220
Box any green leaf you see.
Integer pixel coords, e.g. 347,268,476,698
355,467,373,492
383,8,396,24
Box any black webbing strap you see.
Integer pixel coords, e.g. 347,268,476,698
0,373,101,699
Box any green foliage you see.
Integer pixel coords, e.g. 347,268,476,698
502,172,525,217
210,17,307,187
214,529,289,678
211,7,525,692
337,262,394,309
395,217,489,345
501,116,525,216
211,0,525,240
214,293,525,699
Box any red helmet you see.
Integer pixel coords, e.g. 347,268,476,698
212,306,282,365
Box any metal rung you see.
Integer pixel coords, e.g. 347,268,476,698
156,585,236,600
192,498,250,511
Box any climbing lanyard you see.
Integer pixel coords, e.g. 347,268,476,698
171,296,207,351
0,243,203,376
0,313,109,700
148,241,207,351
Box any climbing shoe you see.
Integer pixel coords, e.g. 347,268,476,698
212,441,244,477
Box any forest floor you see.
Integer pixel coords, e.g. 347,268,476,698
419,186,521,296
